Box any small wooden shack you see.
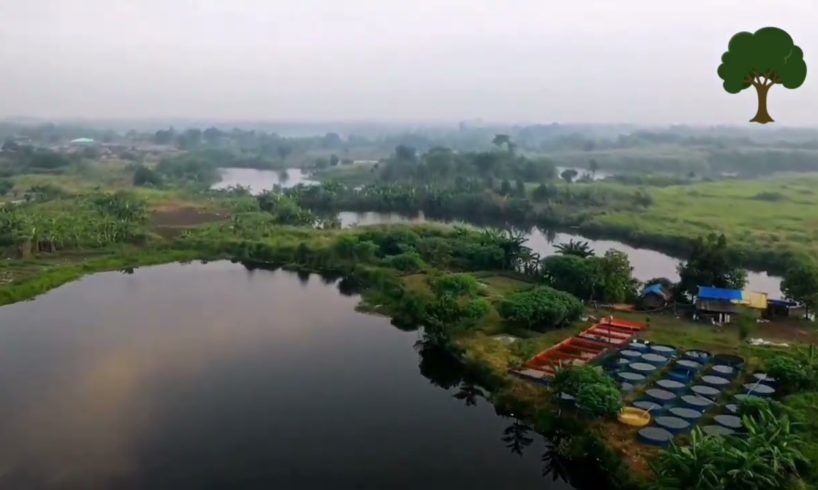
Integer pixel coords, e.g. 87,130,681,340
766,299,807,319
640,283,672,310
694,286,769,325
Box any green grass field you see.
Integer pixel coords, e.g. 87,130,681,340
582,175,818,263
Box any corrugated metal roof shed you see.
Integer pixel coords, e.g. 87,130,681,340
697,286,743,301
696,299,741,314
643,284,668,297
738,291,768,310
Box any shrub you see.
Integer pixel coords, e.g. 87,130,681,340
551,365,612,396
428,273,480,297
133,164,162,186
655,409,805,490
551,366,622,418
498,286,583,330
0,179,13,196
576,383,623,417
766,353,815,392
385,252,425,272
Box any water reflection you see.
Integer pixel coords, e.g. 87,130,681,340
336,211,783,297
453,382,487,407
503,421,535,456
211,167,317,194
413,340,606,489
0,262,570,489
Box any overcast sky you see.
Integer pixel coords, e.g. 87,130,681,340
0,0,816,125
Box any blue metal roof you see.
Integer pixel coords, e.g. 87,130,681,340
697,286,743,301
643,284,666,297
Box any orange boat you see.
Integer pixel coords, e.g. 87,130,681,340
511,317,647,383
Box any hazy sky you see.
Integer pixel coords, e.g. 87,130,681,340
1,0,817,125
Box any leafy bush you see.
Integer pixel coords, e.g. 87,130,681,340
551,365,612,396
551,366,622,418
385,252,426,272
575,383,623,417
498,286,584,330
156,155,219,183
428,273,480,297
766,351,817,392
655,409,805,490
752,191,785,202
0,179,13,196
256,192,317,226
133,164,162,186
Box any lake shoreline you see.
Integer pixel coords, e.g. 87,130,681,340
0,238,641,489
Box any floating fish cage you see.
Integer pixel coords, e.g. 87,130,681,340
681,394,714,410
655,379,686,393
627,340,650,352
714,414,743,430
673,359,703,375
752,372,777,385
654,416,692,434
638,427,674,447
702,425,735,437
629,362,658,375
619,349,643,359
683,349,711,363
711,364,736,378
700,375,730,388
641,353,670,366
632,399,664,413
646,388,677,405
649,344,677,358
712,354,745,369
734,393,761,403
669,406,703,421
744,383,775,397
617,371,647,384
667,370,694,383
690,384,721,400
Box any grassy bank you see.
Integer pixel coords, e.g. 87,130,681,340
577,175,818,272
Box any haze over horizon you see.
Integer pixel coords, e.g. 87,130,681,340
1,0,817,126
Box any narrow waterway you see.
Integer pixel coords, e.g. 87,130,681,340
338,211,783,298
0,262,571,489
209,169,782,297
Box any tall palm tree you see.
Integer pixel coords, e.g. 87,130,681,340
554,239,595,258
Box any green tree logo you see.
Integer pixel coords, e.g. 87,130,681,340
718,27,807,124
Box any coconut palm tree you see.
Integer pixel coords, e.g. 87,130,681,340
554,239,595,258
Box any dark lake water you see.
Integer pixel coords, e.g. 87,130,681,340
0,261,571,490
338,211,783,298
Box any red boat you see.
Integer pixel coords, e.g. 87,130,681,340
511,317,647,383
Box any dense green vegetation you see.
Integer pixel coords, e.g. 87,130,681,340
550,366,623,417
654,406,805,490
498,286,584,330
676,233,747,298
3,122,818,490
0,191,148,257
541,249,638,303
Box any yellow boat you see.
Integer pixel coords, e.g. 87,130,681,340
618,407,651,427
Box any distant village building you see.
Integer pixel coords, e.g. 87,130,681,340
69,137,96,145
